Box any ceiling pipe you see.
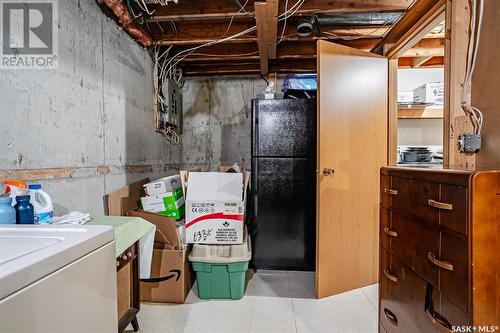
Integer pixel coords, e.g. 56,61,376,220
315,12,403,27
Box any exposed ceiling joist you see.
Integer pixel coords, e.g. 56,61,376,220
173,37,441,62
266,0,278,59
398,55,444,67
255,2,269,75
371,0,445,56
181,59,316,76
152,24,391,46
411,56,434,67
402,37,444,57
149,0,412,22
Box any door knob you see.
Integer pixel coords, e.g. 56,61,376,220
323,167,335,176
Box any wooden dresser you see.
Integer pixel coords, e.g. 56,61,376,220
379,166,500,333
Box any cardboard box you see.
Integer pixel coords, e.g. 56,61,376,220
143,175,181,196
106,178,149,216
413,82,444,105
128,211,193,303
107,179,194,303
140,246,192,304
184,171,250,244
397,90,414,104
128,210,180,250
140,187,185,219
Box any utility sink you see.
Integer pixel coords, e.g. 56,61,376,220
0,235,62,265
0,225,114,300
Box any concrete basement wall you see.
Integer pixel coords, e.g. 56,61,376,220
0,0,180,215
181,76,272,171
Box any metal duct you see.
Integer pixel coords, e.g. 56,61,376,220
315,12,403,27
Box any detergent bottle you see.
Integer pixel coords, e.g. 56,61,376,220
0,194,16,224
28,184,54,224
15,195,34,224
3,180,27,206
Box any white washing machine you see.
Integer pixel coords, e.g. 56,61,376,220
0,225,118,333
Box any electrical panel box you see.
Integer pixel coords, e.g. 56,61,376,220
459,134,481,153
157,78,183,134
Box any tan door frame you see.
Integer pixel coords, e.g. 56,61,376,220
383,0,446,165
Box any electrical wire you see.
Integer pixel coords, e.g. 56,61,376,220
461,0,484,135
136,0,155,15
223,0,250,36
277,0,289,44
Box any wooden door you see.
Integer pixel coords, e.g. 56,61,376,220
316,41,388,298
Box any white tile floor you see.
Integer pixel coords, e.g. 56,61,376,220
126,270,378,333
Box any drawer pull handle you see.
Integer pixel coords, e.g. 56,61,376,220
383,268,398,282
384,308,398,326
428,252,454,271
383,227,398,237
428,199,453,210
427,309,452,332
384,188,398,195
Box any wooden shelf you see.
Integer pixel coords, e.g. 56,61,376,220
398,105,443,119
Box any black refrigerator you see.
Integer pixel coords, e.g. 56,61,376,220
250,98,316,271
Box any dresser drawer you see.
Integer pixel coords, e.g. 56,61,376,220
390,256,438,333
440,184,468,235
439,234,469,312
425,286,469,332
380,207,391,252
379,248,395,332
392,178,439,224
391,212,440,287
381,175,395,208
439,292,470,328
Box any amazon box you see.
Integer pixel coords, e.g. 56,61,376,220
140,246,192,303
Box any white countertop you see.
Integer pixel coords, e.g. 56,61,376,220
0,224,114,300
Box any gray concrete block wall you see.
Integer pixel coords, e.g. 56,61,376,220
181,76,274,171
0,0,180,215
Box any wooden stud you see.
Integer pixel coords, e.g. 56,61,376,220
388,59,398,166
255,2,269,75
266,0,278,59
444,0,473,167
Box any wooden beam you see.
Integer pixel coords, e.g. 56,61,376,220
444,0,474,167
266,0,278,59
255,2,269,75
181,59,316,76
388,58,398,165
401,37,444,56
151,22,394,46
149,12,254,22
372,0,445,56
398,55,444,67
150,0,411,22
411,56,433,67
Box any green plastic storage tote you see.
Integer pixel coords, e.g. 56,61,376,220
188,231,251,300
